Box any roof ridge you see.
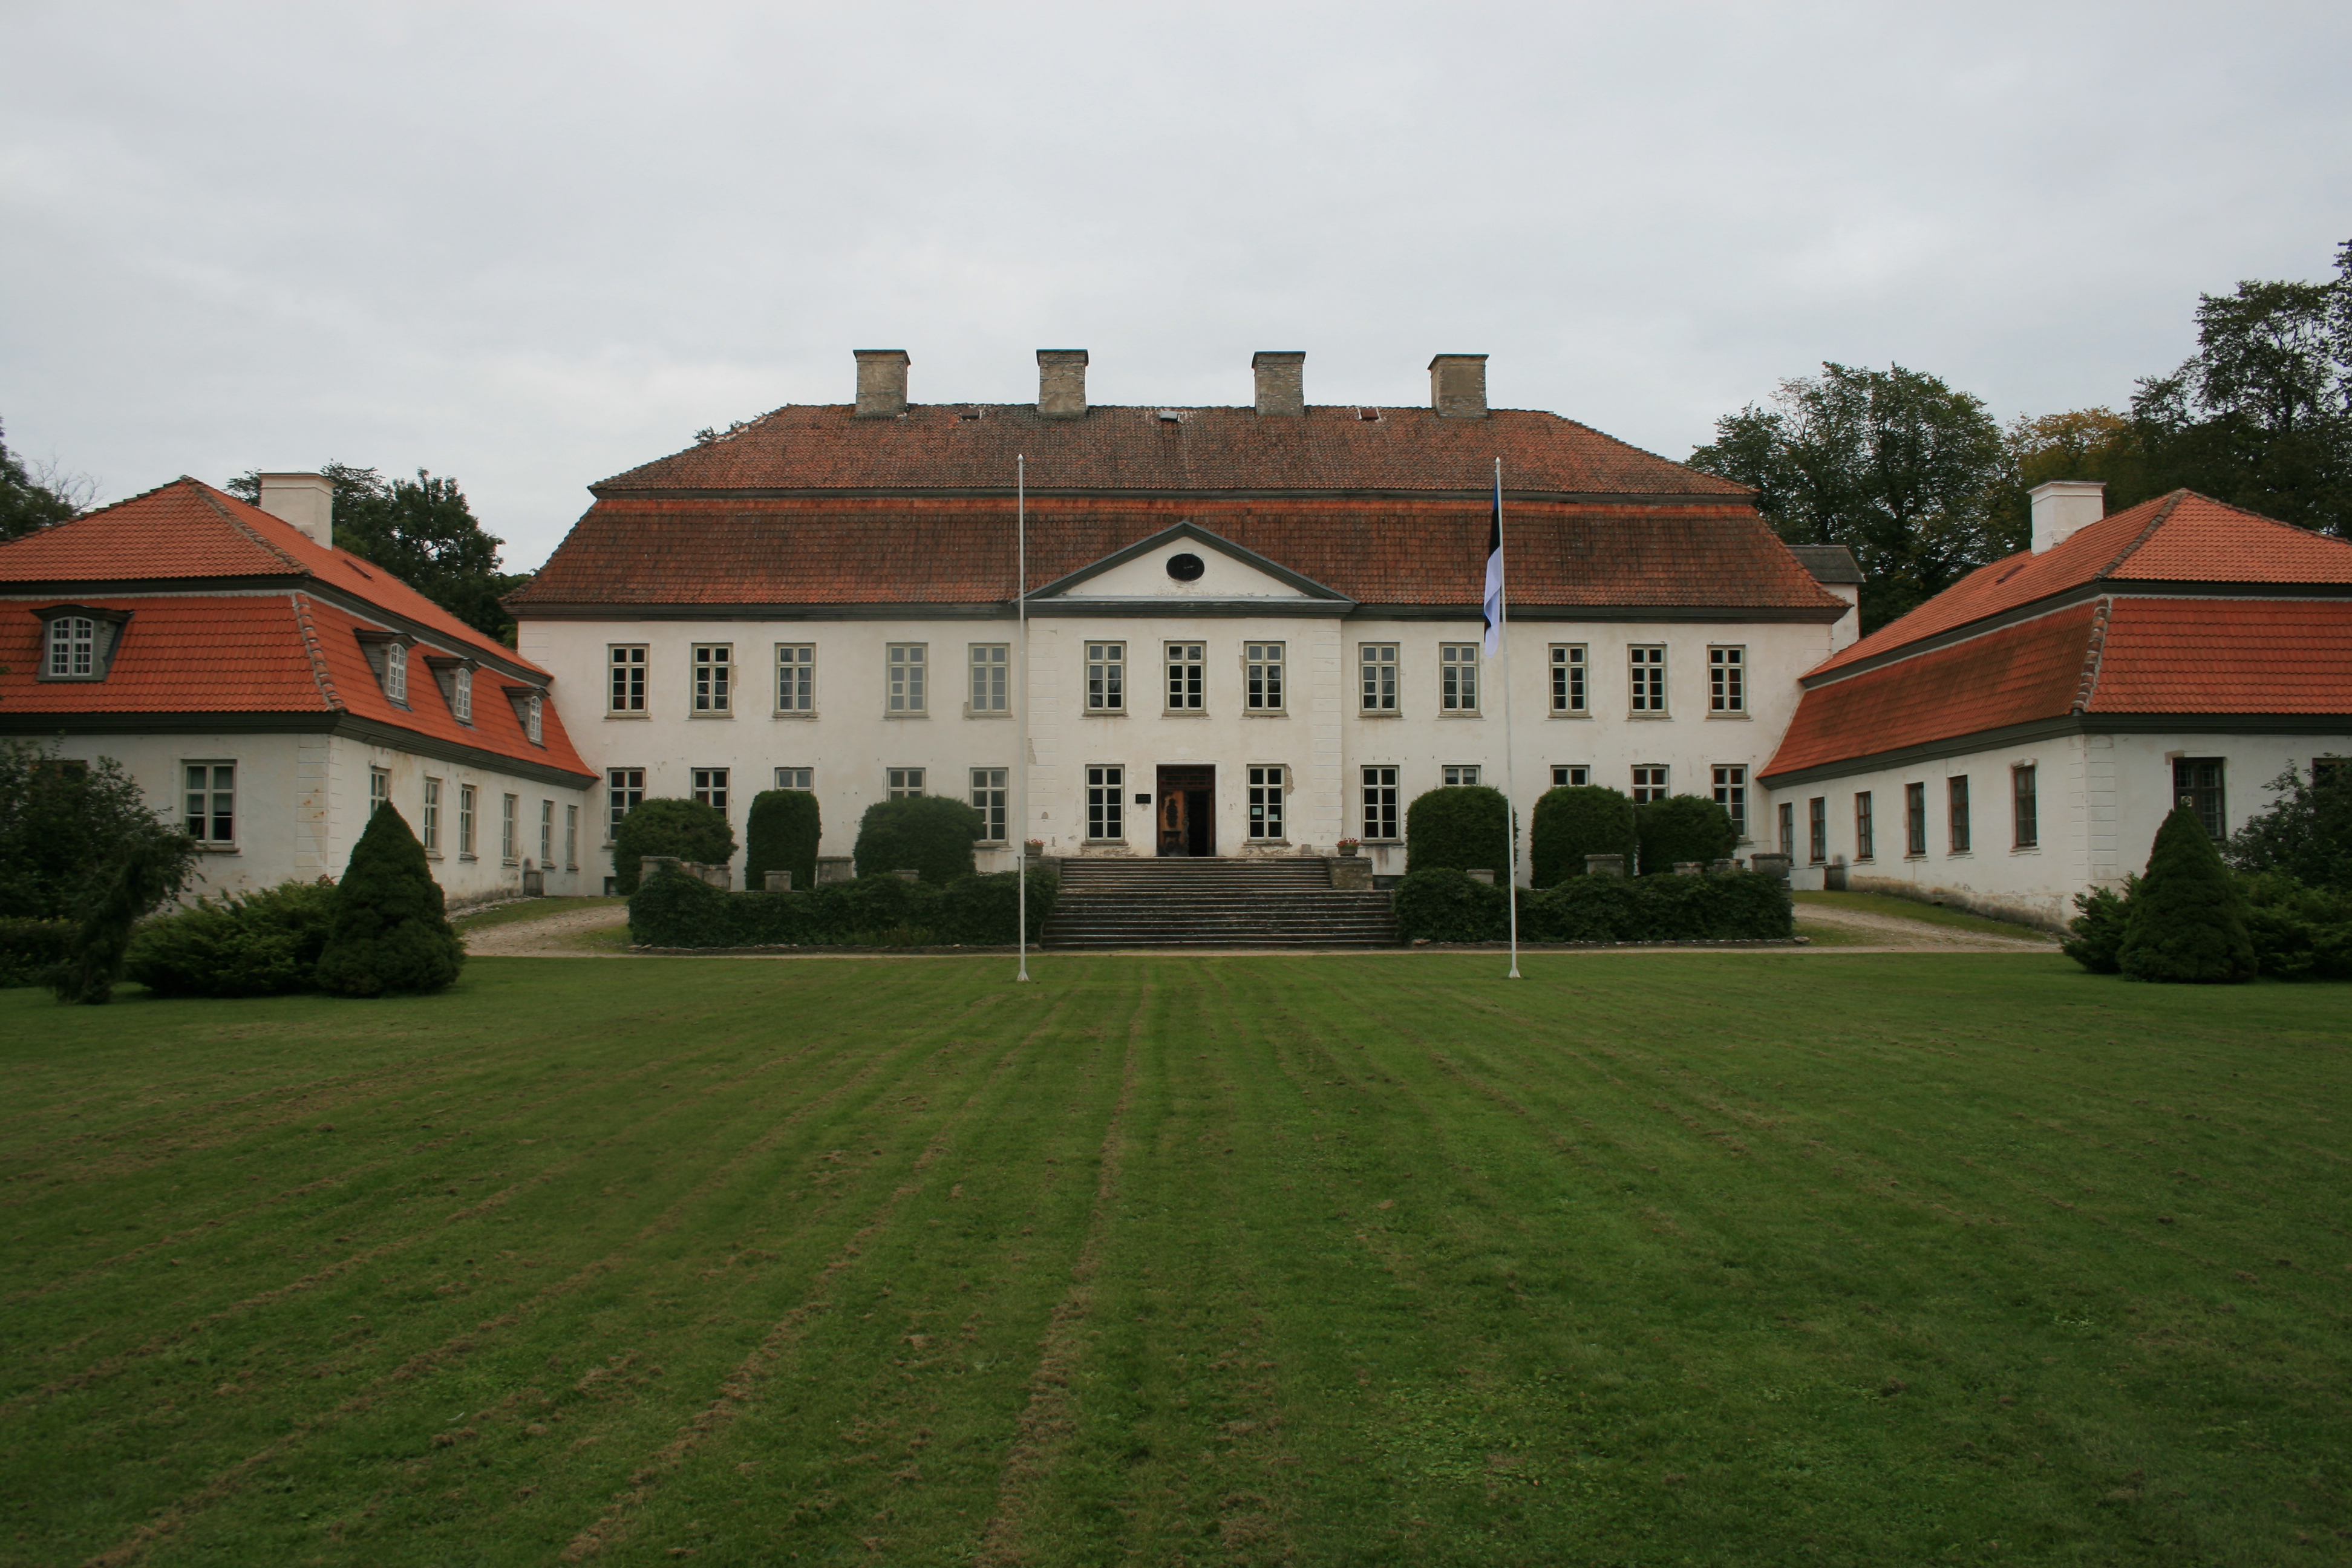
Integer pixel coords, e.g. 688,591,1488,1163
2070,595,2114,714
290,592,345,710
2093,489,2188,580
186,479,307,572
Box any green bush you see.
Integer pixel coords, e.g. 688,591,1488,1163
1405,785,1513,876
0,918,71,988
2118,806,2256,984
1390,867,1790,944
612,798,737,895
852,796,983,886
627,865,1059,948
2241,873,2352,981
1529,786,1638,886
1392,867,1509,941
2226,765,2352,892
315,807,465,998
0,740,192,921
744,789,822,892
125,878,339,998
1634,794,1738,876
52,831,200,1005
2060,880,2135,974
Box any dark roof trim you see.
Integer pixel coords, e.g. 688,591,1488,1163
583,485,1757,506
509,601,1851,626
0,713,596,788
1758,712,2352,790
1786,545,1863,586
1031,520,1352,603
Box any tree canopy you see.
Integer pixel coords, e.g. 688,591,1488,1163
1,417,83,543
228,463,526,641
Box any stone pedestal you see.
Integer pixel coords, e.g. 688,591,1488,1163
521,867,545,896
890,868,921,883
1749,852,1792,884
1584,854,1625,879
1328,857,1372,890
1824,861,1849,892
1708,858,1737,874
815,857,855,886
763,870,794,892
1466,869,1495,885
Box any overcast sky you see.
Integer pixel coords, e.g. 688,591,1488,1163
3,2,2346,570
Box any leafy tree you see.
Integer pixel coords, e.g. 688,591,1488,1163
1989,407,2160,547
1634,794,1737,876
228,463,527,641
1,417,82,541
2129,241,2351,536
745,789,822,892
611,798,737,894
2117,806,2256,984
1403,785,1514,876
1529,785,1638,886
0,741,191,920
314,806,465,996
52,831,197,1005
1688,363,2008,630
852,796,982,886
2224,764,2352,892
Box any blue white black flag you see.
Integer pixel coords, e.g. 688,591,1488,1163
1481,490,1504,658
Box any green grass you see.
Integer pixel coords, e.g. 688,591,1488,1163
451,895,625,933
1795,889,2060,941
2,953,2345,1566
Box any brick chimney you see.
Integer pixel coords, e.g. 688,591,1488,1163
2030,480,2105,554
854,349,910,417
256,472,333,548
1428,354,1489,419
1252,351,1305,417
1037,350,1088,419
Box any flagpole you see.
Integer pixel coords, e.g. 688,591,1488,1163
1495,457,1521,981
1015,454,1032,984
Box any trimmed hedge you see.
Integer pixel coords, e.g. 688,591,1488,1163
2243,874,2352,981
2118,806,2255,984
315,806,465,998
1529,786,1637,886
1404,785,1513,875
851,795,984,886
628,865,1059,949
1634,794,1738,876
1392,866,1792,944
744,789,822,892
125,878,339,998
0,918,71,989
612,798,737,895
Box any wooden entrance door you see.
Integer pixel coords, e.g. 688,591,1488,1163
1155,765,1215,857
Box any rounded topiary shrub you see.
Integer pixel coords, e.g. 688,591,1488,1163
1529,785,1638,886
2118,806,2256,984
744,788,822,892
1634,794,1737,876
852,795,984,886
627,864,737,948
612,797,737,895
1404,785,1513,876
126,878,339,998
2060,877,2137,974
1392,866,1508,942
315,806,465,998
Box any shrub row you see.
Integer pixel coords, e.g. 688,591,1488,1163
0,918,72,988
2065,867,2352,982
125,879,339,998
1393,866,1792,944
628,865,1058,949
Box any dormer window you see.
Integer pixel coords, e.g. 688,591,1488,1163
526,693,543,744
385,643,408,704
354,629,417,707
505,684,547,746
33,604,131,682
453,667,473,723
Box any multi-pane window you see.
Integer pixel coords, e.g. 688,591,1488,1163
539,799,554,866
1628,646,1667,713
887,644,927,714
1359,644,1397,712
1086,765,1124,841
610,645,647,712
607,768,644,838
775,767,813,791
1085,642,1126,711
1362,766,1400,840
1905,782,1927,857
887,768,924,799
1709,646,1745,713
452,667,472,724
1808,797,1828,864
2174,758,2225,837
776,645,815,713
693,768,730,814
183,763,234,843
1440,644,1480,712
459,783,477,856
1245,642,1285,711
1168,642,1206,711
1949,776,1971,854
422,777,441,852
1247,765,1285,840
564,804,578,869
1855,791,1875,860
1779,802,1795,857
384,644,409,705
1553,765,1590,788
1632,765,1668,803
969,644,1009,713
370,767,390,816
524,693,544,745
2013,766,2039,849
692,644,733,713
970,768,1008,842
1550,644,1587,713
1713,765,1747,838
501,794,518,862
47,616,97,678
1443,764,1481,787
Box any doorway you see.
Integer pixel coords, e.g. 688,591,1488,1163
1155,765,1215,857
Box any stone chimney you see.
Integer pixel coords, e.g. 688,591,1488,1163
853,349,910,417
1037,350,1088,419
1428,354,1489,419
1252,351,1305,417
2030,480,2106,554
256,472,334,548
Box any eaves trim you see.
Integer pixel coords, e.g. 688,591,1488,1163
0,710,597,788
1758,711,2352,791
581,485,1756,506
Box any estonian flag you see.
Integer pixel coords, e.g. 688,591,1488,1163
1480,489,1504,658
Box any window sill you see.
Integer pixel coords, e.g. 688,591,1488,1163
1356,710,1400,719
605,711,650,720
1080,709,1128,718
1083,839,1128,847
1241,710,1289,718
2011,846,2042,855
502,859,520,867
773,710,818,720
963,708,1013,719
883,711,931,720
1162,709,1211,718
688,711,734,720
1627,711,1672,720
1947,851,1974,859
1706,711,1751,720
192,843,240,854
426,851,444,861
460,853,479,862
1437,711,1483,720
1547,710,1592,719
1246,838,1291,846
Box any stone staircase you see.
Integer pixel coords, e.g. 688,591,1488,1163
1042,857,1397,949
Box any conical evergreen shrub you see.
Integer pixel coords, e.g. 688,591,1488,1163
2117,806,2256,984
315,805,465,997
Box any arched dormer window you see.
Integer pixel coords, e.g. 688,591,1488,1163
385,642,408,704
453,667,474,723
525,693,543,744
33,604,131,681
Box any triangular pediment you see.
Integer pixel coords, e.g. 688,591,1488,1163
1031,521,1351,609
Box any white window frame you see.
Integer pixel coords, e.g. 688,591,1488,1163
775,767,814,791
692,644,733,714
607,768,644,840
1085,641,1126,713
1439,643,1480,713
1628,645,1667,714
452,667,473,724
564,803,578,870
422,776,442,854
887,644,927,715
968,643,1010,715
1631,765,1668,804
776,644,815,714
610,644,647,713
1549,644,1587,714
183,761,235,846
970,766,1008,843
369,766,390,817
1166,641,1206,712
1247,765,1285,841
1712,765,1747,840
1709,645,1745,714
1359,643,1398,713
1085,765,1124,841
459,783,477,858
2013,765,2039,851
1551,765,1590,788
693,767,730,815
1244,642,1285,713
524,692,544,745
1362,765,1400,840
384,642,409,705
47,615,98,679
501,793,519,863
539,799,554,866
1443,764,1481,788
887,767,925,799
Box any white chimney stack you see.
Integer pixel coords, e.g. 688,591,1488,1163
2029,480,2105,555
256,472,334,548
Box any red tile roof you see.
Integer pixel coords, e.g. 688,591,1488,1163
0,477,539,674
1815,491,2352,675
512,496,1847,614
595,402,1753,498
2087,599,2352,715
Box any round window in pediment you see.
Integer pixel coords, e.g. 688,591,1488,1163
1166,552,1206,582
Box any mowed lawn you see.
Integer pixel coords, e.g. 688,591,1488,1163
1,955,2346,1567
